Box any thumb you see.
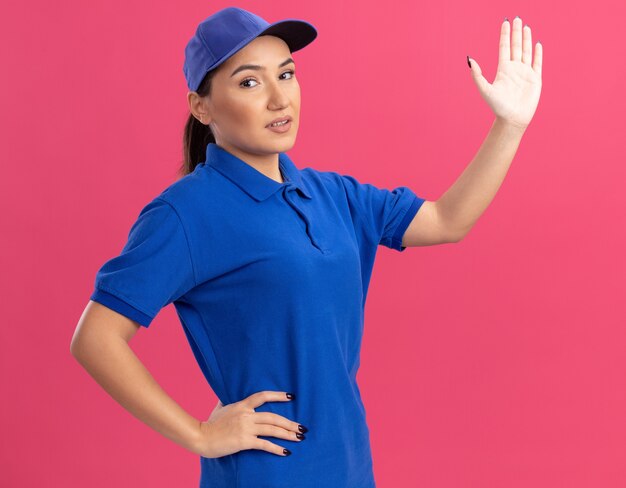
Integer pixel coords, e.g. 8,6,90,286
467,56,490,96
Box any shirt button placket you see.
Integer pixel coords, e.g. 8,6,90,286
282,184,324,253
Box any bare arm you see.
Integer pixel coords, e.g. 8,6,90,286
401,119,526,247
70,301,203,454
436,118,526,241
403,18,542,247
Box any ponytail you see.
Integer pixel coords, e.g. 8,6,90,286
179,69,217,177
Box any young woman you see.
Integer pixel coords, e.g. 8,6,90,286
71,7,542,488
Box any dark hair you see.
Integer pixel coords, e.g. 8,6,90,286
179,69,217,177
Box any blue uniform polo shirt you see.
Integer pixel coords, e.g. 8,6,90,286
90,142,425,488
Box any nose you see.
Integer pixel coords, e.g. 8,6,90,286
267,79,290,109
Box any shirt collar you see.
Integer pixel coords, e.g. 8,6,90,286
204,143,312,202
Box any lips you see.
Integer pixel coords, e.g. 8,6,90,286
266,116,292,127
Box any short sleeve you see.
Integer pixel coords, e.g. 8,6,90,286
89,197,197,327
339,174,425,252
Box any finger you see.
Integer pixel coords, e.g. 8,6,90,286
253,423,305,442
253,411,308,434
533,41,543,76
499,19,510,66
511,16,522,61
522,24,532,65
247,437,293,456
245,391,294,409
468,57,491,97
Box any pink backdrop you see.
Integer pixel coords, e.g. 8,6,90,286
2,0,625,486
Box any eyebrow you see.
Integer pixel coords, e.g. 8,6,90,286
230,57,295,77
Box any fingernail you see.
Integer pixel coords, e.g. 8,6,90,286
298,424,309,433
467,55,472,69
286,392,296,400
283,448,292,456
296,433,306,440
504,17,509,22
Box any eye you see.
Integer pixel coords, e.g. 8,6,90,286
239,70,296,88
239,77,258,88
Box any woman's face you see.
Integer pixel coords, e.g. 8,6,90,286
191,35,301,160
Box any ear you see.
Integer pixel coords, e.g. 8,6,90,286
187,91,212,125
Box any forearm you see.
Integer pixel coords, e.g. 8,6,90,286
72,333,202,454
437,117,526,240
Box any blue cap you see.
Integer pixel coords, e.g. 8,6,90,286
183,7,318,92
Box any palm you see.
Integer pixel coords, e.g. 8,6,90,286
469,17,543,130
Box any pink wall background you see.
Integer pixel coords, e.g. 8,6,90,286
2,0,625,486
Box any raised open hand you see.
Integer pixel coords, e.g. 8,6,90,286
468,16,543,130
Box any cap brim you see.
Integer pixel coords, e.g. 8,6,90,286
258,19,318,52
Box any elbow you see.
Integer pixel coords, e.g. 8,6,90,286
70,300,139,362
69,321,99,364
449,228,467,243
70,333,87,363
70,318,90,360
70,328,80,358
447,220,471,243
435,202,468,244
